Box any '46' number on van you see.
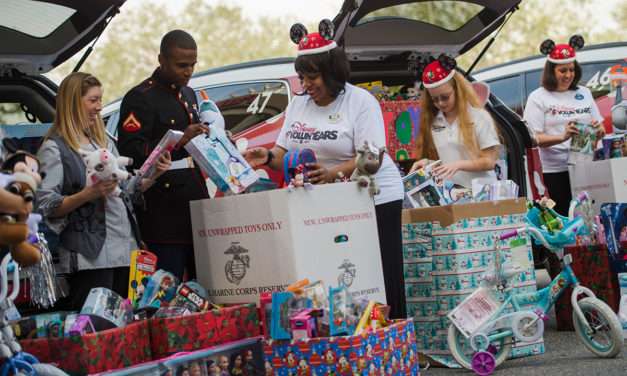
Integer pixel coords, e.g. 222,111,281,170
247,91,273,115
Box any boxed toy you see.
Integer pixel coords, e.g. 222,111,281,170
402,199,543,367
184,128,259,194
190,182,387,304
128,250,157,306
264,319,419,375
138,129,182,177
599,203,627,273
379,100,422,162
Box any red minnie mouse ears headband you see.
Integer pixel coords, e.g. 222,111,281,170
540,35,584,64
415,54,457,89
290,19,337,56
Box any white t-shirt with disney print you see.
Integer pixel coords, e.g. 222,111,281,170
431,106,501,188
276,83,403,205
524,86,603,173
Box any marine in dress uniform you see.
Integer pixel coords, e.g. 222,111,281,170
117,67,208,280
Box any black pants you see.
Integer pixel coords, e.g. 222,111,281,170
66,267,129,311
543,171,572,216
145,242,196,282
375,199,407,319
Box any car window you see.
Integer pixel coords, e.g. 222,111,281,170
581,62,623,99
487,75,524,115
0,102,43,124
360,1,483,31
200,81,289,135
103,111,120,139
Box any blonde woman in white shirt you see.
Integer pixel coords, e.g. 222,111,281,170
523,35,604,215
410,55,500,188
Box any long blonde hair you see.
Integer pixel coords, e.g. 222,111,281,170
416,72,482,160
46,72,106,151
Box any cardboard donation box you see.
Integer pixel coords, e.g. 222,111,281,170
264,319,419,375
191,182,387,304
402,199,544,367
569,157,627,212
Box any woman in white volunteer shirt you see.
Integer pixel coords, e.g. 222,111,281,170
524,35,604,215
410,55,500,188
244,21,406,318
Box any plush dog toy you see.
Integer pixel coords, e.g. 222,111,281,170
350,141,385,197
1,151,43,266
80,148,133,197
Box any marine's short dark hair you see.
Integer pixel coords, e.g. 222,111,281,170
541,60,582,91
295,47,350,99
160,29,197,56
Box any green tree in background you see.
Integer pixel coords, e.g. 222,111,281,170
49,0,624,104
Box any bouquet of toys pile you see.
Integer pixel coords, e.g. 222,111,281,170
402,160,518,209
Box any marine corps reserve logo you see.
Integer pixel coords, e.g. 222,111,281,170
337,259,357,288
224,242,250,285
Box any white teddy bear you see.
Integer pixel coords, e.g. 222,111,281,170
80,148,133,197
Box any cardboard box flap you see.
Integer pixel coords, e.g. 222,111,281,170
402,199,527,227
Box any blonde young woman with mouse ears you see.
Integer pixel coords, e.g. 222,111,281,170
410,55,501,189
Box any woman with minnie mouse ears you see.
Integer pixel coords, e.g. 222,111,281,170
523,35,604,216
409,54,501,188
243,19,406,319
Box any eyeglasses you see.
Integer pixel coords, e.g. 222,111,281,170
430,91,454,104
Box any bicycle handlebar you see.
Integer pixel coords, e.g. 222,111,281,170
499,228,523,240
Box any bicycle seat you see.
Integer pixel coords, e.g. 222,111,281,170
526,206,583,251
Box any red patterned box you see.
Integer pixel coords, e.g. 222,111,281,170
553,245,621,331
149,303,259,359
19,320,151,375
380,100,421,162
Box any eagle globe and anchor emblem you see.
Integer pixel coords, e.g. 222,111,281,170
224,242,250,285
337,259,357,288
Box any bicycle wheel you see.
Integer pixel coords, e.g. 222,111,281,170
447,324,512,370
573,297,623,358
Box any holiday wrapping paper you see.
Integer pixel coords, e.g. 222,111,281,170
149,303,260,359
402,200,544,367
263,319,419,376
380,100,421,162
551,245,620,331
19,320,152,375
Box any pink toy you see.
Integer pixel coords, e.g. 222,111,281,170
290,308,318,340
80,148,133,197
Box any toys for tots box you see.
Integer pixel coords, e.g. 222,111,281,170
569,157,627,212
190,182,387,304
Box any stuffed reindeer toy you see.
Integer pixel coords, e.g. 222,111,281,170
350,141,385,197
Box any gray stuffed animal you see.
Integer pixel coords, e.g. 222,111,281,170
350,141,385,196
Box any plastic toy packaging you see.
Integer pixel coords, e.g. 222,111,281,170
137,269,178,309
328,286,360,336
301,280,328,311
440,181,473,204
138,129,183,177
601,134,625,159
184,127,259,194
600,203,627,272
270,291,313,340
568,122,599,164
153,306,193,318
63,314,95,337
448,286,502,338
283,148,317,189
80,287,133,328
172,281,213,312
128,249,157,307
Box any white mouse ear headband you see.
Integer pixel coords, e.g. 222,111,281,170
290,19,337,56
540,34,584,64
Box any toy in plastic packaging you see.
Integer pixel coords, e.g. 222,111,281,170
448,286,502,338
172,281,213,312
301,280,328,311
138,129,183,177
63,314,95,337
289,308,319,340
184,127,258,194
259,292,272,337
80,287,133,328
328,286,356,336
128,249,157,307
568,122,599,164
440,180,473,204
283,148,316,190
600,203,627,272
270,291,312,340
405,178,445,208
137,269,178,309
602,134,625,159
